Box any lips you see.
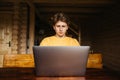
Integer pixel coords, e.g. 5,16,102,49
59,32,63,34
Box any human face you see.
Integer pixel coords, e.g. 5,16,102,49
53,21,68,37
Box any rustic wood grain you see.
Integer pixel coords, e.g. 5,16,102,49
0,68,119,80
3,54,34,67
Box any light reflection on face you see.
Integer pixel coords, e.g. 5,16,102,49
53,21,68,38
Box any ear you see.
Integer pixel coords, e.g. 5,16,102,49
66,26,69,30
53,26,55,30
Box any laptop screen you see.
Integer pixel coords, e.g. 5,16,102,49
33,46,90,77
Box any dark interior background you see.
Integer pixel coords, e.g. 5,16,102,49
33,0,120,72
0,0,120,73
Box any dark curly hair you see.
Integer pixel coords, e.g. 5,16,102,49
49,12,70,26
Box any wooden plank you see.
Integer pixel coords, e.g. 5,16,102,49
3,54,34,67
36,77,85,80
0,68,119,80
0,55,4,67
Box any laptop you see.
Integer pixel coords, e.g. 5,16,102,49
33,46,90,77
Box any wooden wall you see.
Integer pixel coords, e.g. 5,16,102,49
0,2,28,54
92,3,120,71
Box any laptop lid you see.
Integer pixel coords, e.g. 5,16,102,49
33,46,90,77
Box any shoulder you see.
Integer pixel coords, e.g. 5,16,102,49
40,36,57,46
41,36,56,42
40,36,53,46
66,37,77,40
42,36,55,40
66,37,80,46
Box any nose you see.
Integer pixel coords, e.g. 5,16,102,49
59,26,63,30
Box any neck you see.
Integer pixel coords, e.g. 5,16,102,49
55,35,66,38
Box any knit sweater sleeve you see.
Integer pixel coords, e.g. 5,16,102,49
39,38,49,46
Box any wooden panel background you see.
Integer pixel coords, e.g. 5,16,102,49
92,4,120,71
0,2,28,54
0,12,12,54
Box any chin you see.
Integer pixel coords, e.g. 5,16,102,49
58,35,64,37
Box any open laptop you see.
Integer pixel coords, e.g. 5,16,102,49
33,46,90,77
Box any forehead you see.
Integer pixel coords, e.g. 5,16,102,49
55,21,67,25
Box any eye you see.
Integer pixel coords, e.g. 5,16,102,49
56,25,60,27
62,25,66,27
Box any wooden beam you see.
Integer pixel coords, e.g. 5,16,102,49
36,7,105,14
1,0,115,5
33,0,115,4
24,0,43,20
24,0,35,54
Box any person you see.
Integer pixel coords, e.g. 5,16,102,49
40,12,80,46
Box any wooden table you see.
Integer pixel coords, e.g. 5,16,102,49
0,68,119,80
36,77,85,80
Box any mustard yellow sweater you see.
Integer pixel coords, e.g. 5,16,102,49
40,36,80,46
